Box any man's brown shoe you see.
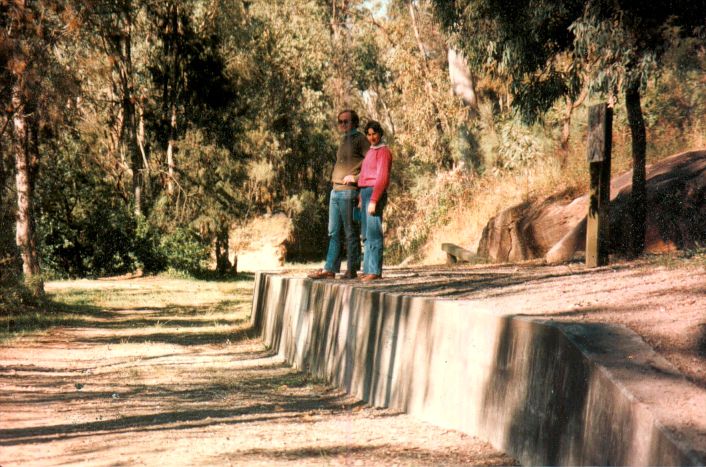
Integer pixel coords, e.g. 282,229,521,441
307,269,335,279
340,270,357,279
360,274,381,281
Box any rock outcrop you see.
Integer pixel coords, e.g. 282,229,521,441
477,149,706,263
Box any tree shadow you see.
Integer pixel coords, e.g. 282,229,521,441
3,294,255,344
253,265,706,464
217,444,513,465
176,271,255,282
75,325,259,346
480,317,594,464
0,362,366,447
360,265,631,299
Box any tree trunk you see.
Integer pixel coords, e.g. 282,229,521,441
0,133,5,210
408,1,452,169
558,86,587,168
136,94,151,202
166,2,179,197
559,97,572,162
329,0,352,109
126,95,142,216
448,48,479,114
116,15,142,217
215,226,232,275
12,85,43,296
625,79,647,257
167,105,177,196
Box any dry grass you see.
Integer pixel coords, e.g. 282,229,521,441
415,114,705,265
1,274,255,343
418,155,577,264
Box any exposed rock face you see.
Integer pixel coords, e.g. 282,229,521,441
477,149,706,263
476,191,585,262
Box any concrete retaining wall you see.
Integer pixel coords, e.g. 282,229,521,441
251,272,703,466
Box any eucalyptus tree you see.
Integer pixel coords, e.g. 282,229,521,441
145,1,240,198
571,0,706,255
137,0,250,271
360,0,468,171
84,0,156,217
221,0,339,205
1,0,82,295
432,0,706,256
432,0,585,123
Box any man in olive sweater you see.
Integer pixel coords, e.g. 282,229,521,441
308,109,370,279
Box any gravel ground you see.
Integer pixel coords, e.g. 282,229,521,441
3,257,702,466
0,278,517,466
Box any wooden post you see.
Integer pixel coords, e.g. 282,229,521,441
586,103,612,267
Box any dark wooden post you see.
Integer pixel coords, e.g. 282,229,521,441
586,103,612,267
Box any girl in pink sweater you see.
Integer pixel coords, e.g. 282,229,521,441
358,121,392,281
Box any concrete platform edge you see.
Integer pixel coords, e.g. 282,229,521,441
250,272,704,466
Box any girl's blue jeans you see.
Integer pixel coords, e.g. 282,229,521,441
360,186,386,275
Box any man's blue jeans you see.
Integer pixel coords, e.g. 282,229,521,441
324,189,360,274
360,187,386,276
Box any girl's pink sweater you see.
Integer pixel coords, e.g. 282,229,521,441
358,144,392,202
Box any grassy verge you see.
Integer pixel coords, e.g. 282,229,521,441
0,272,256,343
408,103,705,264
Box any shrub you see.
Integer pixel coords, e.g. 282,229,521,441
158,228,210,273
132,217,166,273
283,190,328,261
37,187,140,278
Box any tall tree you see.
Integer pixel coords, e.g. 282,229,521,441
571,0,706,256
163,2,180,197
87,0,149,216
1,0,81,295
432,0,706,256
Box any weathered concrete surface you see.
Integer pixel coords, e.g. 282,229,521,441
251,272,706,466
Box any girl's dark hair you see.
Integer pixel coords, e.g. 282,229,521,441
364,120,384,138
338,109,360,127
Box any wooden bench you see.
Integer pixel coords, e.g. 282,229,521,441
441,243,482,265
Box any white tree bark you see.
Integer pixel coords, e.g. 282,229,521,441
12,84,44,296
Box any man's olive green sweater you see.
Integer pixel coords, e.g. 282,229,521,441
331,129,370,191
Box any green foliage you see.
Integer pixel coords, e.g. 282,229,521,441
493,118,546,172
432,0,585,123
3,0,704,280
158,228,210,273
352,34,390,90
283,191,328,261
0,268,36,312
0,246,44,337
132,217,166,273
0,186,18,283
640,37,706,152
36,139,140,278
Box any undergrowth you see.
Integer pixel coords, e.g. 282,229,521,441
387,66,706,264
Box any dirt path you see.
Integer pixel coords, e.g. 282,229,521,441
0,278,516,466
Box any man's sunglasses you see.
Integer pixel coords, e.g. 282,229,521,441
337,119,351,125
